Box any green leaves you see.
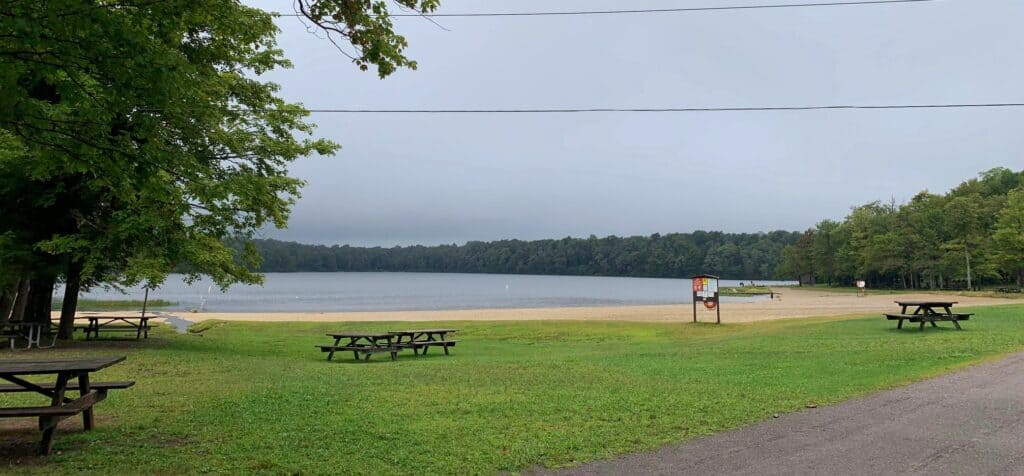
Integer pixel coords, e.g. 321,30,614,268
777,168,1024,288
295,0,440,78
0,0,427,293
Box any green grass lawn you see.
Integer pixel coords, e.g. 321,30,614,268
2,305,1024,474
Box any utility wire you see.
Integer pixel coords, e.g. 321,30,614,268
294,103,1024,113
274,0,936,17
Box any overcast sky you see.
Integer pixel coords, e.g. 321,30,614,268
247,0,1024,246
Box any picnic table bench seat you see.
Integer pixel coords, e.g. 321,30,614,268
886,313,972,321
83,325,147,332
0,390,106,418
401,339,458,355
0,381,135,393
317,344,401,361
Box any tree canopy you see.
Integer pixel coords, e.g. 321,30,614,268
777,168,1024,289
0,0,438,335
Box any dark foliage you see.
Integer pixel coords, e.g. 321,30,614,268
243,231,801,279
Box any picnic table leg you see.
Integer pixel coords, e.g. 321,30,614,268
952,318,962,330
919,320,926,331
436,333,450,355
897,318,904,329
40,373,69,455
79,373,94,430
324,337,340,361
358,337,374,361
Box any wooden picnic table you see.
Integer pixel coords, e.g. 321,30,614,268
1,322,56,350
76,315,151,340
886,300,972,331
389,329,459,356
0,356,134,454
317,331,402,361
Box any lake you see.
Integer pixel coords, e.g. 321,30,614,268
72,272,796,312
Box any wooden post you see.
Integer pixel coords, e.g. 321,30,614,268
40,373,69,455
79,373,94,430
716,293,721,324
141,288,149,319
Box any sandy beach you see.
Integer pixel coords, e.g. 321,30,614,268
112,288,1022,324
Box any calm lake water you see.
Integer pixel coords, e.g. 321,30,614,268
72,272,796,312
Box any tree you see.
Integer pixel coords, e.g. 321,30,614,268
776,230,815,283
775,168,1024,290
811,220,840,285
994,188,1024,285
0,0,438,338
944,195,986,289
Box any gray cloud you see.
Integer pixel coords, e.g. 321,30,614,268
248,0,1024,246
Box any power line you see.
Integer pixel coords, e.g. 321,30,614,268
274,0,936,18
296,103,1024,113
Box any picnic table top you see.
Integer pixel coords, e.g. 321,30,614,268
326,331,395,338
895,300,959,306
0,356,126,376
389,329,459,335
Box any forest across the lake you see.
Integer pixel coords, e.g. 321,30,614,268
247,168,1024,290
248,231,800,280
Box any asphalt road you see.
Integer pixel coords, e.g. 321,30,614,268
550,352,1024,476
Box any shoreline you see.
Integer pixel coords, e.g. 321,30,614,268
77,288,1024,324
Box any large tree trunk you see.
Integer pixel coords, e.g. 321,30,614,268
10,278,30,322
0,281,16,324
58,260,83,340
23,275,55,326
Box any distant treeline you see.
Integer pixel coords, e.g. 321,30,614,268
246,231,802,279
777,167,1024,289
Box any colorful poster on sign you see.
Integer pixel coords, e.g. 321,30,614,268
692,278,703,292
